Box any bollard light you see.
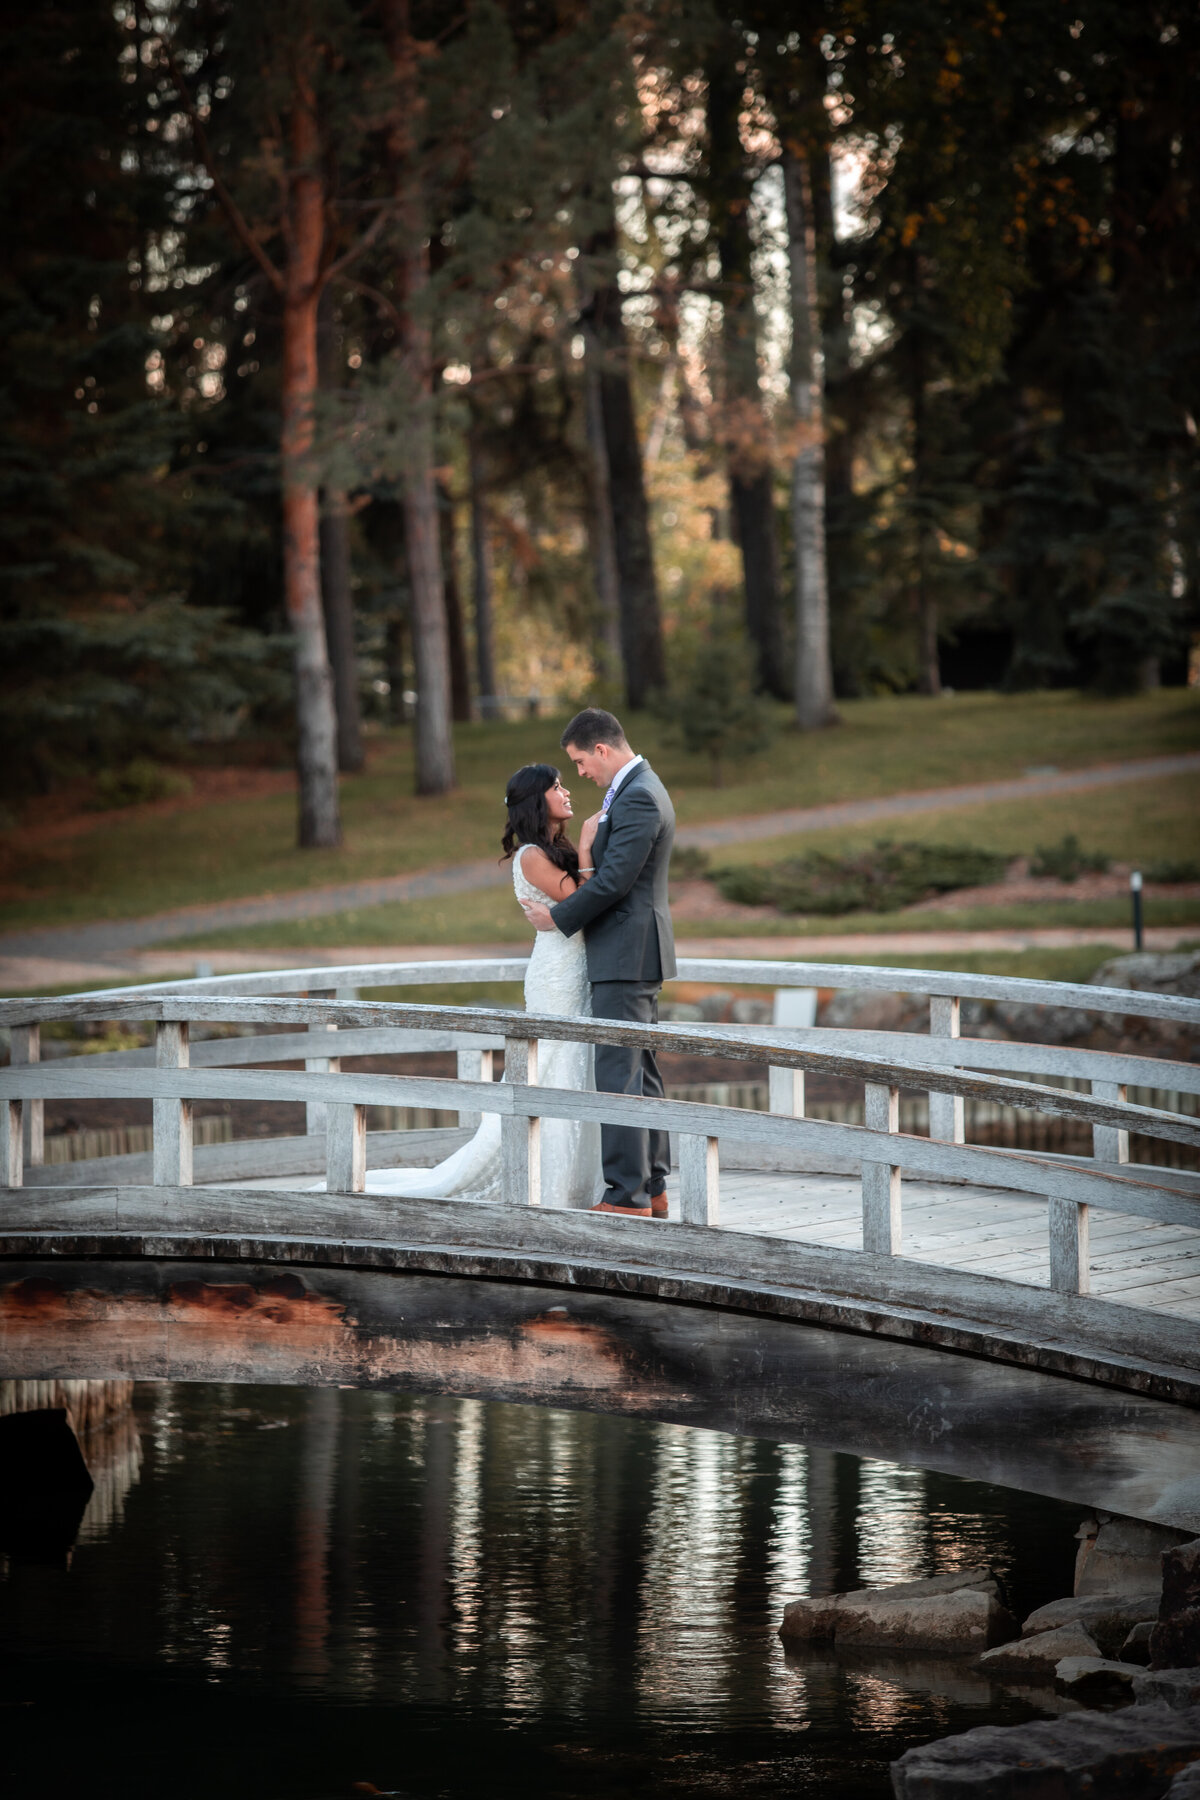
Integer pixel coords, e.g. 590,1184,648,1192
1130,869,1143,951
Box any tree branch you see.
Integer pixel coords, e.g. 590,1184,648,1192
163,47,285,297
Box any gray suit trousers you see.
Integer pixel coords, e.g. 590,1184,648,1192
591,979,670,1208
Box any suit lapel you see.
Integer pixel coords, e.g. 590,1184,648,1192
594,761,648,871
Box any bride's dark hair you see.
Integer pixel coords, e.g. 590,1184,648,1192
501,763,580,879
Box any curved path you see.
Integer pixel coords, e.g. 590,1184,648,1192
2,751,1196,965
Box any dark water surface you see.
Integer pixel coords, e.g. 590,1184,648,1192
3,1384,1081,1799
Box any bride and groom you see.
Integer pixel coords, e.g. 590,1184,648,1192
367,707,676,1216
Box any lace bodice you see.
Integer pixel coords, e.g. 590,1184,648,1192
513,846,590,1018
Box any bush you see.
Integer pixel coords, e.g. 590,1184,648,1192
92,758,194,810
1144,858,1200,884
711,840,1010,915
670,846,711,880
1029,834,1110,881
667,623,776,785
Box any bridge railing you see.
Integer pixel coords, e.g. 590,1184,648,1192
2,956,1199,1303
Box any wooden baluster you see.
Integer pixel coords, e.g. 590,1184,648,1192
2,1096,23,1188
456,1048,495,1131
306,991,338,1137
768,1065,805,1120
1091,1080,1129,1166
928,995,965,1143
11,1025,42,1169
679,1134,719,1225
502,1035,540,1206
1049,1197,1090,1294
154,1020,193,1186
327,1104,367,1194
862,1081,901,1255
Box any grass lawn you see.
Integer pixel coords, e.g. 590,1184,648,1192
171,769,1200,952
1,688,1197,935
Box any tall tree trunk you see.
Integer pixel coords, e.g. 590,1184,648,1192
386,0,456,793
438,479,472,722
582,194,666,709
317,290,365,773
783,148,838,730
706,54,787,700
281,94,341,847
581,326,623,684
467,419,497,712
909,313,941,696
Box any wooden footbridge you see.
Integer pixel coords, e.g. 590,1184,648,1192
3,956,1200,1531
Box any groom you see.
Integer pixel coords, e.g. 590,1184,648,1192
521,707,676,1217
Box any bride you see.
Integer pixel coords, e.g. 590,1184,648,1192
364,762,603,1208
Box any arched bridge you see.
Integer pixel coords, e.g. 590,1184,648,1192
3,955,1199,1531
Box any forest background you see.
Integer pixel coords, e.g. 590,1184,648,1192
2,0,1197,858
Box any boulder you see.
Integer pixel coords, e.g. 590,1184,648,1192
1152,1540,1200,1670
780,1566,1016,1655
1166,1757,1200,1798
1077,1518,1190,1597
1122,1621,1156,1665
730,997,772,1025
1054,1656,1140,1705
890,1703,1200,1800
1134,1670,1200,1712
817,988,928,1034
1022,1591,1162,1659
978,1622,1102,1683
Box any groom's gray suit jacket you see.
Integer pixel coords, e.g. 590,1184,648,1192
549,761,676,982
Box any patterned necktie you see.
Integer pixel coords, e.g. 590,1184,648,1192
599,777,619,821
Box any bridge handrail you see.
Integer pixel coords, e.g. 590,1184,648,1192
45,953,1200,1027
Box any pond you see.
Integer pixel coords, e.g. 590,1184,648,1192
2,1384,1082,1799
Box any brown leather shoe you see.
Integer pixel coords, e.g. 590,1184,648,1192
591,1200,652,1217
650,1191,669,1219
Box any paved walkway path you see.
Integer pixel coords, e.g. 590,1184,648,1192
2,751,1196,970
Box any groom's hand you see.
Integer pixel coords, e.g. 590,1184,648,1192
521,900,556,932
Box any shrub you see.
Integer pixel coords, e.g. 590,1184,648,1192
711,840,1010,915
1029,834,1110,881
1144,858,1200,884
668,623,776,786
92,758,194,810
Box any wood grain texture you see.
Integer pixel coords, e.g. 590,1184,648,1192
11,1024,43,1168
680,1134,719,1226
1,1100,21,1189
862,1083,901,1255
928,996,966,1145
1048,1197,1090,1296
153,1021,192,1188
326,1103,366,1195
1092,1079,1130,1167
501,1036,539,1207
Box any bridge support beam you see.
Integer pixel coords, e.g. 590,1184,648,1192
327,1104,366,1194
153,1021,192,1187
928,996,965,1144
1,1098,22,1188
11,1025,41,1171
862,1082,901,1255
1092,1080,1129,1167
502,1036,541,1206
680,1133,719,1225
1049,1197,1090,1295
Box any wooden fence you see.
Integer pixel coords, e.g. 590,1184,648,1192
2,956,1198,1304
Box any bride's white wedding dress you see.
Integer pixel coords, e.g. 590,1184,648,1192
364,846,603,1208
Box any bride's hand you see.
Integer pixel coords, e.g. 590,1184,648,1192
579,811,602,856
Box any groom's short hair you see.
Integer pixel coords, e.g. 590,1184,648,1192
561,707,628,752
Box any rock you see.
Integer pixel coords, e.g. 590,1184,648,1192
780,1566,1016,1655
695,989,735,1021
1122,1621,1155,1665
658,1001,703,1022
817,988,928,1034
729,997,772,1025
1153,1540,1200,1670
978,1623,1102,1682
990,1000,1092,1045
890,1702,1200,1799
1090,952,1200,1043
1077,1518,1190,1597
1134,1670,1200,1711
1022,1591,1162,1659
1165,1756,1200,1797
1054,1656,1140,1704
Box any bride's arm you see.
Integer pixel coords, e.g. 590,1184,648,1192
518,846,580,901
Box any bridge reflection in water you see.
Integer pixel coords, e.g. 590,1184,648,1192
1,1382,1082,1800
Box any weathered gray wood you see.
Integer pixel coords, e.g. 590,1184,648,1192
305,1000,338,1135
12,1024,42,1168
928,996,965,1144
79,957,532,1000
1093,1079,1130,1167
5,1007,1195,1152
680,1134,719,1226
326,1103,366,1194
21,1126,473,1190
153,1021,192,1187
64,1026,513,1072
862,1082,901,1255
501,1037,540,1207
1049,1196,1091,1296
1,1099,22,1188
769,1066,805,1118
456,1047,495,1130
